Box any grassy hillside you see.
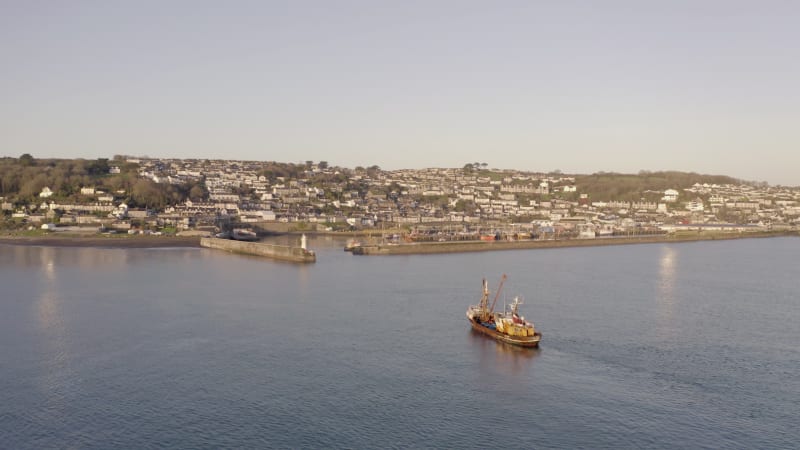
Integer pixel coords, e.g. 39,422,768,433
574,171,743,202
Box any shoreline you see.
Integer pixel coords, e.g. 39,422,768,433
0,234,202,248
1,230,796,252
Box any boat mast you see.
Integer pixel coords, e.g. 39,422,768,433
489,274,507,314
478,278,490,321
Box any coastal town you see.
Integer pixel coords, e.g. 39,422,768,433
2,157,799,240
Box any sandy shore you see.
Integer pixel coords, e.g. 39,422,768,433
0,234,202,248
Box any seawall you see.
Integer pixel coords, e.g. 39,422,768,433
351,231,795,255
200,237,316,263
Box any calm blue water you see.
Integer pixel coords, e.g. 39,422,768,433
1,237,799,449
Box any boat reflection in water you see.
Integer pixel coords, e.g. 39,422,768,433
468,327,540,376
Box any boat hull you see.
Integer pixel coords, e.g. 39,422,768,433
468,317,541,348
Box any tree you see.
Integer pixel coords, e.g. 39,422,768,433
189,184,207,201
131,179,166,209
453,199,477,215
19,153,35,166
18,172,48,199
87,158,110,176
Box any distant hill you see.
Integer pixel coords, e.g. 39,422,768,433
1,154,756,208
573,171,744,202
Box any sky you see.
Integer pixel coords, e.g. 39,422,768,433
1,1,799,185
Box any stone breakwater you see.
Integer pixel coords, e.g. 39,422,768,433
351,231,795,255
200,237,316,263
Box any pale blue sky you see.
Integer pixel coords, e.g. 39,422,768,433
1,1,798,185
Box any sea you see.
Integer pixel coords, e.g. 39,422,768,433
1,236,798,449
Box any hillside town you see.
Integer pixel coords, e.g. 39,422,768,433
3,158,800,239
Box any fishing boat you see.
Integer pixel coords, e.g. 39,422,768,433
343,239,362,252
466,275,541,348
231,228,259,241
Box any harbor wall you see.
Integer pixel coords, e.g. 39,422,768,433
200,237,316,263
351,231,793,255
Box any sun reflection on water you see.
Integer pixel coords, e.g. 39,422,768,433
35,247,73,418
654,245,678,339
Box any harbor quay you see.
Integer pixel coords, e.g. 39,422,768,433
350,231,795,255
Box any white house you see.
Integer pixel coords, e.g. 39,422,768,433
686,198,705,212
111,203,129,219
39,187,54,198
662,189,679,203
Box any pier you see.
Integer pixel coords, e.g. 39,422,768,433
200,236,316,263
351,231,793,255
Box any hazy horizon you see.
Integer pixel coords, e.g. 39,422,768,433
2,1,798,185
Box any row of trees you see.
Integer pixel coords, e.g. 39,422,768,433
1,156,126,200
0,155,208,210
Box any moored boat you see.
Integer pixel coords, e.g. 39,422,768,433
343,239,362,252
231,228,259,241
466,275,541,347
